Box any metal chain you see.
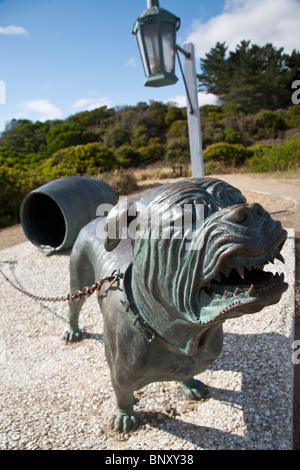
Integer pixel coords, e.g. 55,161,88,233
0,264,123,303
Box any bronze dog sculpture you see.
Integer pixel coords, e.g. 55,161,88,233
65,177,288,433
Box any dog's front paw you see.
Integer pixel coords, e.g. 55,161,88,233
181,378,209,401
64,329,83,343
111,409,140,433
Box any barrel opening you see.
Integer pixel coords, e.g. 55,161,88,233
22,193,66,248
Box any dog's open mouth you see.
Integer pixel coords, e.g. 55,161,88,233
198,245,288,324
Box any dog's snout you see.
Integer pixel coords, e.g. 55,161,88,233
227,203,265,225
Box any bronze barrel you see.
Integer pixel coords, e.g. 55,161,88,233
20,176,117,255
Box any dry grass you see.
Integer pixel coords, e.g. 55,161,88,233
133,163,192,182
97,169,138,196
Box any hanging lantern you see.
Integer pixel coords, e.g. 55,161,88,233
133,0,180,87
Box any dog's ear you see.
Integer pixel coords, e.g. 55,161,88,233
104,198,136,252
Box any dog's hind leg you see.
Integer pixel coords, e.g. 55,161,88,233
65,248,94,343
65,297,85,342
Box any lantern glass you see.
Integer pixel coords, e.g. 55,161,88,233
143,22,161,74
136,27,149,76
161,21,175,73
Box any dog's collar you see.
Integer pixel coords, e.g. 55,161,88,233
120,263,201,356
120,298,187,355
120,299,157,343
121,262,158,343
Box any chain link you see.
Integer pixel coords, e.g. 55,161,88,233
0,265,123,303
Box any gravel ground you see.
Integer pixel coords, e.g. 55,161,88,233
0,230,295,451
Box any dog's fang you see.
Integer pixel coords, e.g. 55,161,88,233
236,265,245,279
248,284,255,295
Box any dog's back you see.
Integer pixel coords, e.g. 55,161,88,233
69,217,132,290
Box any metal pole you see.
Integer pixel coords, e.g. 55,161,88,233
181,43,204,177
147,0,159,7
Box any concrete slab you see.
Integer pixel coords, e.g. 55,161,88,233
0,229,295,450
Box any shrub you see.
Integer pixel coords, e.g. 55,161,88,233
164,106,184,127
138,138,165,164
167,120,188,138
254,110,288,139
200,105,223,117
115,144,142,168
38,142,116,178
203,142,251,166
222,103,248,116
286,105,300,127
223,126,242,144
241,109,288,139
246,135,300,172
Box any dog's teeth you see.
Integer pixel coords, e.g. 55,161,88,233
234,287,243,295
224,290,232,298
269,257,274,264
236,265,245,279
276,253,285,264
279,272,284,281
248,284,255,295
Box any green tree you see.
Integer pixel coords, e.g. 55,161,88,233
149,101,168,132
46,122,97,154
198,40,300,112
0,164,42,228
165,137,190,163
198,42,230,98
164,106,184,127
103,123,131,148
0,119,49,155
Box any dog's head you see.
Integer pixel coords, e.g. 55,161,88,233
104,178,288,355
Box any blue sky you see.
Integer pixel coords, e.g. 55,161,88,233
0,0,299,133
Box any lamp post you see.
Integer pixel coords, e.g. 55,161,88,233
133,0,204,177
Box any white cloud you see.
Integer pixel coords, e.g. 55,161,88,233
166,92,219,108
125,57,138,68
185,0,300,59
0,25,28,35
72,96,113,111
17,99,63,121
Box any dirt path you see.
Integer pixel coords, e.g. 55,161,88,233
0,173,299,250
215,173,300,233
0,172,299,449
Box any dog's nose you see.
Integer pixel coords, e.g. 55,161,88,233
227,203,265,225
